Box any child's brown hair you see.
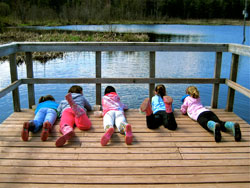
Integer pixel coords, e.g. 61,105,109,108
38,95,55,103
186,86,200,99
68,85,83,94
155,84,166,98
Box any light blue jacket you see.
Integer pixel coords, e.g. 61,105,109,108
35,100,58,114
151,95,166,114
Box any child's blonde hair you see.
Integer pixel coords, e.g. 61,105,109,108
155,84,166,98
186,86,200,99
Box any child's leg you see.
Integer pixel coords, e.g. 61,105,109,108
65,93,85,117
115,111,133,145
74,111,92,131
101,111,115,146
224,122,241,141
139,98,152,116
165,112,177,130
41,108,57,141
162,111,177,130
197,111,221,142
55,108,75,147
33,108,47,133
207,121,221,142
21,121,35,141
146,113,161,129
163,96,173,113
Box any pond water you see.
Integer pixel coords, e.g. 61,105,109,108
1,24,250,124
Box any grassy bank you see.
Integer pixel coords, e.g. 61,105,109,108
0,29,149,63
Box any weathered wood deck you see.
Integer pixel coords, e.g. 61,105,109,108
0,109,249,187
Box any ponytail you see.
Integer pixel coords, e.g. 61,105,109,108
186,86,199,99
155,84,166,98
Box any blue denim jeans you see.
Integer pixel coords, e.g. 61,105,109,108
31,108,57,133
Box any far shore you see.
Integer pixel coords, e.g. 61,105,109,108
0,19,249,63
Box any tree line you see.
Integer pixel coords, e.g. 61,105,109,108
0,0,248,25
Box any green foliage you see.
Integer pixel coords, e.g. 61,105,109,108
0,2,10,17
0,0,248,25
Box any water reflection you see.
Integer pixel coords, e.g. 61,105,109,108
1,24,250,124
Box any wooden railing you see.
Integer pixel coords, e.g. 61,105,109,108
0,42,250,113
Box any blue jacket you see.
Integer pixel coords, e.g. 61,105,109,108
151,95,166,114
35,100,59,114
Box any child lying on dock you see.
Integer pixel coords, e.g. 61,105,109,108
98,86,133,146
180,86,241,142
21,95,58,141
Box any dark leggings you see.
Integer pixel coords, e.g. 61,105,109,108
146,111,177,130
197,111,226,132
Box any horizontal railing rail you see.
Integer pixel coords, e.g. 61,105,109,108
0,42,249,115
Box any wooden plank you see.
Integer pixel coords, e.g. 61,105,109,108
211,52,222,108
226,79,250,98
0,174,249,184
0,159,249,167
1,166,249,175
25,52,35,108
21,77,225,84
9,53,21,112
226,53,239,112
0,183,249,188
16,42,229,52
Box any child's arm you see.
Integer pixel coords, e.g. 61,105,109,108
84,98,92,111
180,99,188,115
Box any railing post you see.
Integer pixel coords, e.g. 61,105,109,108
96,51,101,105
25,52,35,108
9,53,21,112
211,52,222,108
149,51,155,99
226,53,239,112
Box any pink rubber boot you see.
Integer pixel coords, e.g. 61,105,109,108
100,127,114,146
65,93,85,117
140,98,153,116
55,124,75,147
125,124,133,145
163,96,173,113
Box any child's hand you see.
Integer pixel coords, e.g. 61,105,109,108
181,94,189,103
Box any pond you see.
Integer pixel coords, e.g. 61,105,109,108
0,24,250,124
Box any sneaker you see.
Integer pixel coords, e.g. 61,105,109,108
41,121,51,141
125,124,133,145
21,122,30,141
214,123,221,142
234,123,241,142
139,98,152,116
163,96,173,113
101,127,114,146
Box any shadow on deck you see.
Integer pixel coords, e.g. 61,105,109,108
0,109,249,187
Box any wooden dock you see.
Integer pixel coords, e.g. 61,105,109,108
0,108,249,187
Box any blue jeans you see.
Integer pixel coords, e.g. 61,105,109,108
31,108,57,133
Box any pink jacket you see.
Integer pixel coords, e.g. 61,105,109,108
102,92,127,116
180,96,209,121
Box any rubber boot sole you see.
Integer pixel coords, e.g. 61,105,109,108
21,122,30,141
101,128,114,146
55,130,75,147
125,124,133,145
234,123,241,142
214,123,221,142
